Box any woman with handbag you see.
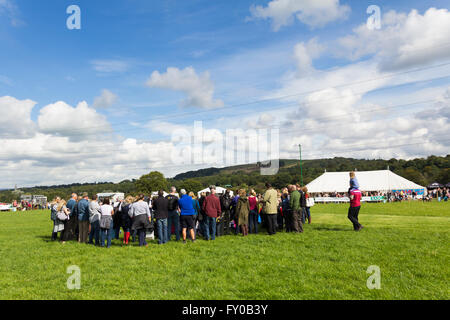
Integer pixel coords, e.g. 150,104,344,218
55,199,70,244
303,187,313,224
50,197,61,241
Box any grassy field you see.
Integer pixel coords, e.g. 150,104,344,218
0,201,448,300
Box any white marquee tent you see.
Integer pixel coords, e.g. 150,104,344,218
305,170,426,193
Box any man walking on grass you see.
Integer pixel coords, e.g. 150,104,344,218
348,179,363,231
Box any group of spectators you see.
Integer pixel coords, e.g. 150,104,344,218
49,183,315,248
311,191,385,198
427,188,449,202
9,200,49,211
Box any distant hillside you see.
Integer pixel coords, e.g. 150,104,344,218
173,160,298,180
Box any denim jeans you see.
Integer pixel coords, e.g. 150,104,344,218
305,207,311,221
113,225,121,240
157,218,168,244
216,219,224,237
100,221,113,248
89,220,100,245
204,216,216,240
167,210,180,241
248,210,258,234
301,208,306,224
138,229,147,246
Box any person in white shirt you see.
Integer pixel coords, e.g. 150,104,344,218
99,198,114,248
129,194,151,247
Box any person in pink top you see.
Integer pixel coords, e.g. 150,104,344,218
248,190,259,234
348,184,363,231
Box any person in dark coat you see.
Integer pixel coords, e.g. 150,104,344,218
219,190,232,236
119,196,133,245
153,190,169,245
63,193,78,241
112,201,122,240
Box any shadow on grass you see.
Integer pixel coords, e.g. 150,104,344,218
311,225,354,232
37,235,55,242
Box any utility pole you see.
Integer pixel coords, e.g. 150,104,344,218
299,144,303,186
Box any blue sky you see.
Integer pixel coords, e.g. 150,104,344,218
0,0,449,187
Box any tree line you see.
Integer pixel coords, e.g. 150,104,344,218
1,155,448,202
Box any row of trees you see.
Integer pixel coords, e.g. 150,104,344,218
1,155,448,202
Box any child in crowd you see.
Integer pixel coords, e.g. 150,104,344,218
349,171,360,191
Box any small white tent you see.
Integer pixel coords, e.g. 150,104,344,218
151,191,169,198
306,170,425,194
197,187,234,198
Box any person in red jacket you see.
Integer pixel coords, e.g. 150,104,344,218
348,183,363,231
202,186,222,241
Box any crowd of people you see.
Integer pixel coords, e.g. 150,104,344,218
49,173,367,248
427,188,449,201
49,183,321,248
11,200,47,211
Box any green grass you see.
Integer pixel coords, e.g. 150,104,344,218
0,201,449,300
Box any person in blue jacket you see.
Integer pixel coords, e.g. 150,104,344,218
77,193,90,243
178,189,196,244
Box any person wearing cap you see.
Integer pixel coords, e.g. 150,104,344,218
77,192,90,243
178,189,197,244
202,186,222,241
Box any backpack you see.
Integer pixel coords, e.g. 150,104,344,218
221,195,232,211
166,195,178,211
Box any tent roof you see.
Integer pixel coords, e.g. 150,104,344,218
427,182,444,188
197,187,234,197
305,170,425,193
97,192,124,196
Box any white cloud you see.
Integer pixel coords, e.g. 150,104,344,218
93,89,118,108
0,75,13,86
337,8,450,71
246,113,277,129
146,120,190,136
0,0,24,26
37,101,111,140
293,38,325,76
146,67,224,109
249,0,350,31
91,59,130,73
0,96,36,138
